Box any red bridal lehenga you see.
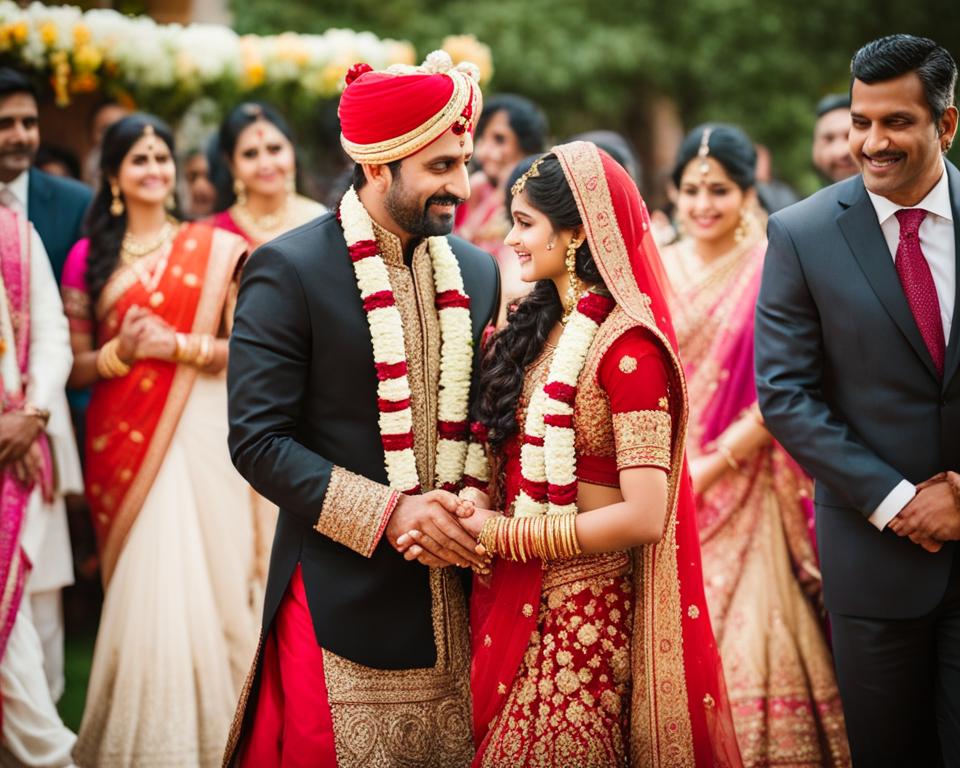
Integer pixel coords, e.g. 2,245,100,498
470,141,743,768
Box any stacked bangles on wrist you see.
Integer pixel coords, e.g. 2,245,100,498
174,332,216,368
477,513,582,563
96,338,132,379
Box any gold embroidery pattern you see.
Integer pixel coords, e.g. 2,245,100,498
542,550,630,592
481,570,633,768
573,308,637,463
553,141,697,767
613,410,672,471
314,467,396,557
618,355,638,373
323,567,473,767
374,222,442,488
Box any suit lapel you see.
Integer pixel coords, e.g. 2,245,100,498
836,176,940,381
941,161,960,388
26,168,52,238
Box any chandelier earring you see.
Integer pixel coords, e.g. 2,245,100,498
233,178,247,207
165,192,176,211
110,183,124,217
563,238,583,322
734,208,752,244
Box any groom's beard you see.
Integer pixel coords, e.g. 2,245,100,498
386,180,464,237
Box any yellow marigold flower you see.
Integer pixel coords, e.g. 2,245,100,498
12,21,29,45
243,62,265,89
40,21,59,48
72,23,91,47
73,44,102,73
441,34,493,85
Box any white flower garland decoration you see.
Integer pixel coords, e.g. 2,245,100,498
514,290,615,517
340,186,473,494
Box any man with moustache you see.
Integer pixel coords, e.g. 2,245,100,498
812,93,859,184
224,52,498,767
756,34,960,766
0,69,91,283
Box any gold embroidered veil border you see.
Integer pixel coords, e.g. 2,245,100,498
553,141,696,767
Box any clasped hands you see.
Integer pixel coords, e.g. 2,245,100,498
0,411,45,484
116,305,178,363
385,489,499,572
888,472,960,553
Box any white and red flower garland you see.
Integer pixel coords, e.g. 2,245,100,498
514,290,616,516
340,185,474,494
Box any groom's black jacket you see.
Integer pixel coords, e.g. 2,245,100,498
227,211,499,669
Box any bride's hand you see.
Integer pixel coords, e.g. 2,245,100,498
459,505,499,539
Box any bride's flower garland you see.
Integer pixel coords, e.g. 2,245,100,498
514,290,616,516
340,186,473,494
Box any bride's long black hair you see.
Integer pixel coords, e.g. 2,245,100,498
84,113,178,306
474,153,606,453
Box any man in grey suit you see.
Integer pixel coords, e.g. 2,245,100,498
756,35,960,766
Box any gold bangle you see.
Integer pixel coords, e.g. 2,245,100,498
96,338,131,379
716,441,739,472
478,516,500,557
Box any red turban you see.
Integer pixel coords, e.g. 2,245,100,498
339,51,483,164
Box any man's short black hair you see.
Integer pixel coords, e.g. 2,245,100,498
352,159,402,191
0,67,37,103
816,93,851,119
851,34,957,123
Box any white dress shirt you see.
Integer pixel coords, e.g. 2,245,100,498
0,170,29,216
866,162,957,529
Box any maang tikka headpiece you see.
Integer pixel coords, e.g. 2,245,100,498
697,127,714,176
511,155,547,197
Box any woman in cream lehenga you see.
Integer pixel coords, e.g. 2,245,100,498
398,142,743,766
61,114,259,767
661,124,849,767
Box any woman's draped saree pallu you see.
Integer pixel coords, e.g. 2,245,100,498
471,142,743,768
665,236,849,767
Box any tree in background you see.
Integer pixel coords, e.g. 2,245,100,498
232,0,960,200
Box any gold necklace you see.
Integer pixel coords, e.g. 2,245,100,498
232,197,291,234
121,217,177,264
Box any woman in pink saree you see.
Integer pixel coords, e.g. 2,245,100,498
662,124,849,766
449,141,743,767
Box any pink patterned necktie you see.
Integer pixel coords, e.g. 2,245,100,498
895,208,945,377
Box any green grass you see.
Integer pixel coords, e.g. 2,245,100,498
58,630,95,732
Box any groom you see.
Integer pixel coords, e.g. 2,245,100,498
224,53,498,767
756,35,960,766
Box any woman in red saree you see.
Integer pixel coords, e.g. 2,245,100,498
454,141,742,767
60,114,259,767
662,124,848,766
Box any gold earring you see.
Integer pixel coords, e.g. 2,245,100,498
734,209,752,244
285,173,296,197
546,240,555,251
110,183,124,217
563,239,583,322
233,178,247,207
165,192,176,211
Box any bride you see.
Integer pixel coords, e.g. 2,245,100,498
401,141,743,767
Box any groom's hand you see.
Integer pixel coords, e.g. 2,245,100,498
889,474,960,551
386,490,486,568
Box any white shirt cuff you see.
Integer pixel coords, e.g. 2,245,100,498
868,480,916,530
